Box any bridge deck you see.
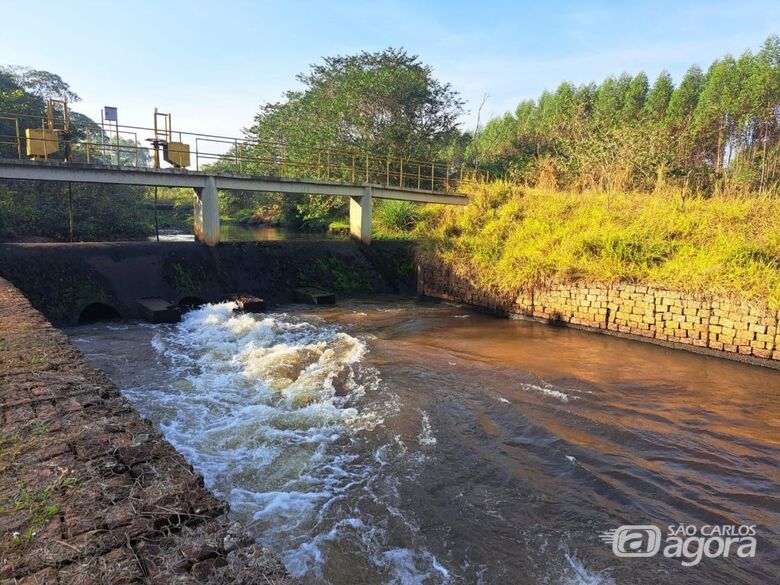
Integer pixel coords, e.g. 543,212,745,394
0,159,468,205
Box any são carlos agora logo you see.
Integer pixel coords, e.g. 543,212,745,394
599,524,757,567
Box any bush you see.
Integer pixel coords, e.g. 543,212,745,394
375,200,421,232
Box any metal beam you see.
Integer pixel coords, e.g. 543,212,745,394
371,186,468,205
0,160,207,188
214,174,366,197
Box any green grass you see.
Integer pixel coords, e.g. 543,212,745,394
422,181,780,307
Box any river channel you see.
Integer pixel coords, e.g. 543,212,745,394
68,298,780,584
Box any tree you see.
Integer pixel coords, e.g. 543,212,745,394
622,72,649,121
249,48,464,160
0,66,80,102
239,48,465,229
694,56,735,171
644,71,674,121
0,66,150,241
667,65,704,172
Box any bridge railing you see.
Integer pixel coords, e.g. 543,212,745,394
0,112,487,192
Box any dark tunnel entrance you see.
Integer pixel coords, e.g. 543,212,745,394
78,302,121,324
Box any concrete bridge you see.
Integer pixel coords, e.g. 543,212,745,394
0,159,467,245
0,107,473,245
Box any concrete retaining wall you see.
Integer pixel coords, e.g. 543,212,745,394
0,240,415,324
418,259,780,367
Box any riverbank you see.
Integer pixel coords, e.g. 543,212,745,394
0,277,296,584
423,182,780,306
419,181,780,367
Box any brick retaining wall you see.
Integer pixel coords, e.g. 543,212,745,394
418,260,780,366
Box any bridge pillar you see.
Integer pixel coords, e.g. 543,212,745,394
349,186,372,245
193,176,220,246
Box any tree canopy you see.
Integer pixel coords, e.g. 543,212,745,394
249,47,464,161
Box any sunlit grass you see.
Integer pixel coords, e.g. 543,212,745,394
421,181,780,307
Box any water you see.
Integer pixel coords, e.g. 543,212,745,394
150,224,341,242
68,298,780,584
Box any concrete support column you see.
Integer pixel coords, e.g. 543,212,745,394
349,186,372,245
193,176,220,246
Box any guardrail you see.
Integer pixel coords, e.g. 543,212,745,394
0,111,486,193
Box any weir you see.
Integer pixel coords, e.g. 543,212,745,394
0,240,416,324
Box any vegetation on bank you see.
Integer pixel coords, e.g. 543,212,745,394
468,36,780,196
422,181,780,307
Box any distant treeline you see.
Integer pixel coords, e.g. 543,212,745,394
466,36,780,195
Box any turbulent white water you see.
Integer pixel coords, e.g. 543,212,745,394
132,303,450,583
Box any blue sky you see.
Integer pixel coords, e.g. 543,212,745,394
1,0,778,137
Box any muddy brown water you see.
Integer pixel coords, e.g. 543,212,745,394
67,297,780,584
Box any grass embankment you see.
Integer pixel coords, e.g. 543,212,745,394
421,181,780,307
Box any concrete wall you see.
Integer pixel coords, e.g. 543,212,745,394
418,259,780,367
0,240,415,324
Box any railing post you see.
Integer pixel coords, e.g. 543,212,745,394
14,119,21,159
399,158,404,188
417,163,421,190
430,163,434,191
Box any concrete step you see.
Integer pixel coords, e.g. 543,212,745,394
231,294,266,313
136,297,181,323
293,287,336,305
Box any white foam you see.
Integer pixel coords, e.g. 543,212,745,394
418,411,437,446
137,303,448,584
562,552,615,585
524,382,576,403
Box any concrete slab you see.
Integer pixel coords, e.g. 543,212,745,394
136,297,181,323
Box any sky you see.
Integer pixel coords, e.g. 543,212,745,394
1,0,778,139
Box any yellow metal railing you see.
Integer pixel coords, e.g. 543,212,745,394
0,111,487,192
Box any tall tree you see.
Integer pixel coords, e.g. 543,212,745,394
250,48,464,161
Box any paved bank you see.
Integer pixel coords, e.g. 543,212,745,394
0,278,295,584
419,260,780,369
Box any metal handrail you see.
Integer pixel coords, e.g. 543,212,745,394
0,110,486,192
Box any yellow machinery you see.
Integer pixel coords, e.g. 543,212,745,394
148,109,190,168
163,140,190,168
26,99,69,159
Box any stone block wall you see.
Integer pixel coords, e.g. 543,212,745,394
418,260,780,365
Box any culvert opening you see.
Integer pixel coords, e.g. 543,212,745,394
78,302,121,324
